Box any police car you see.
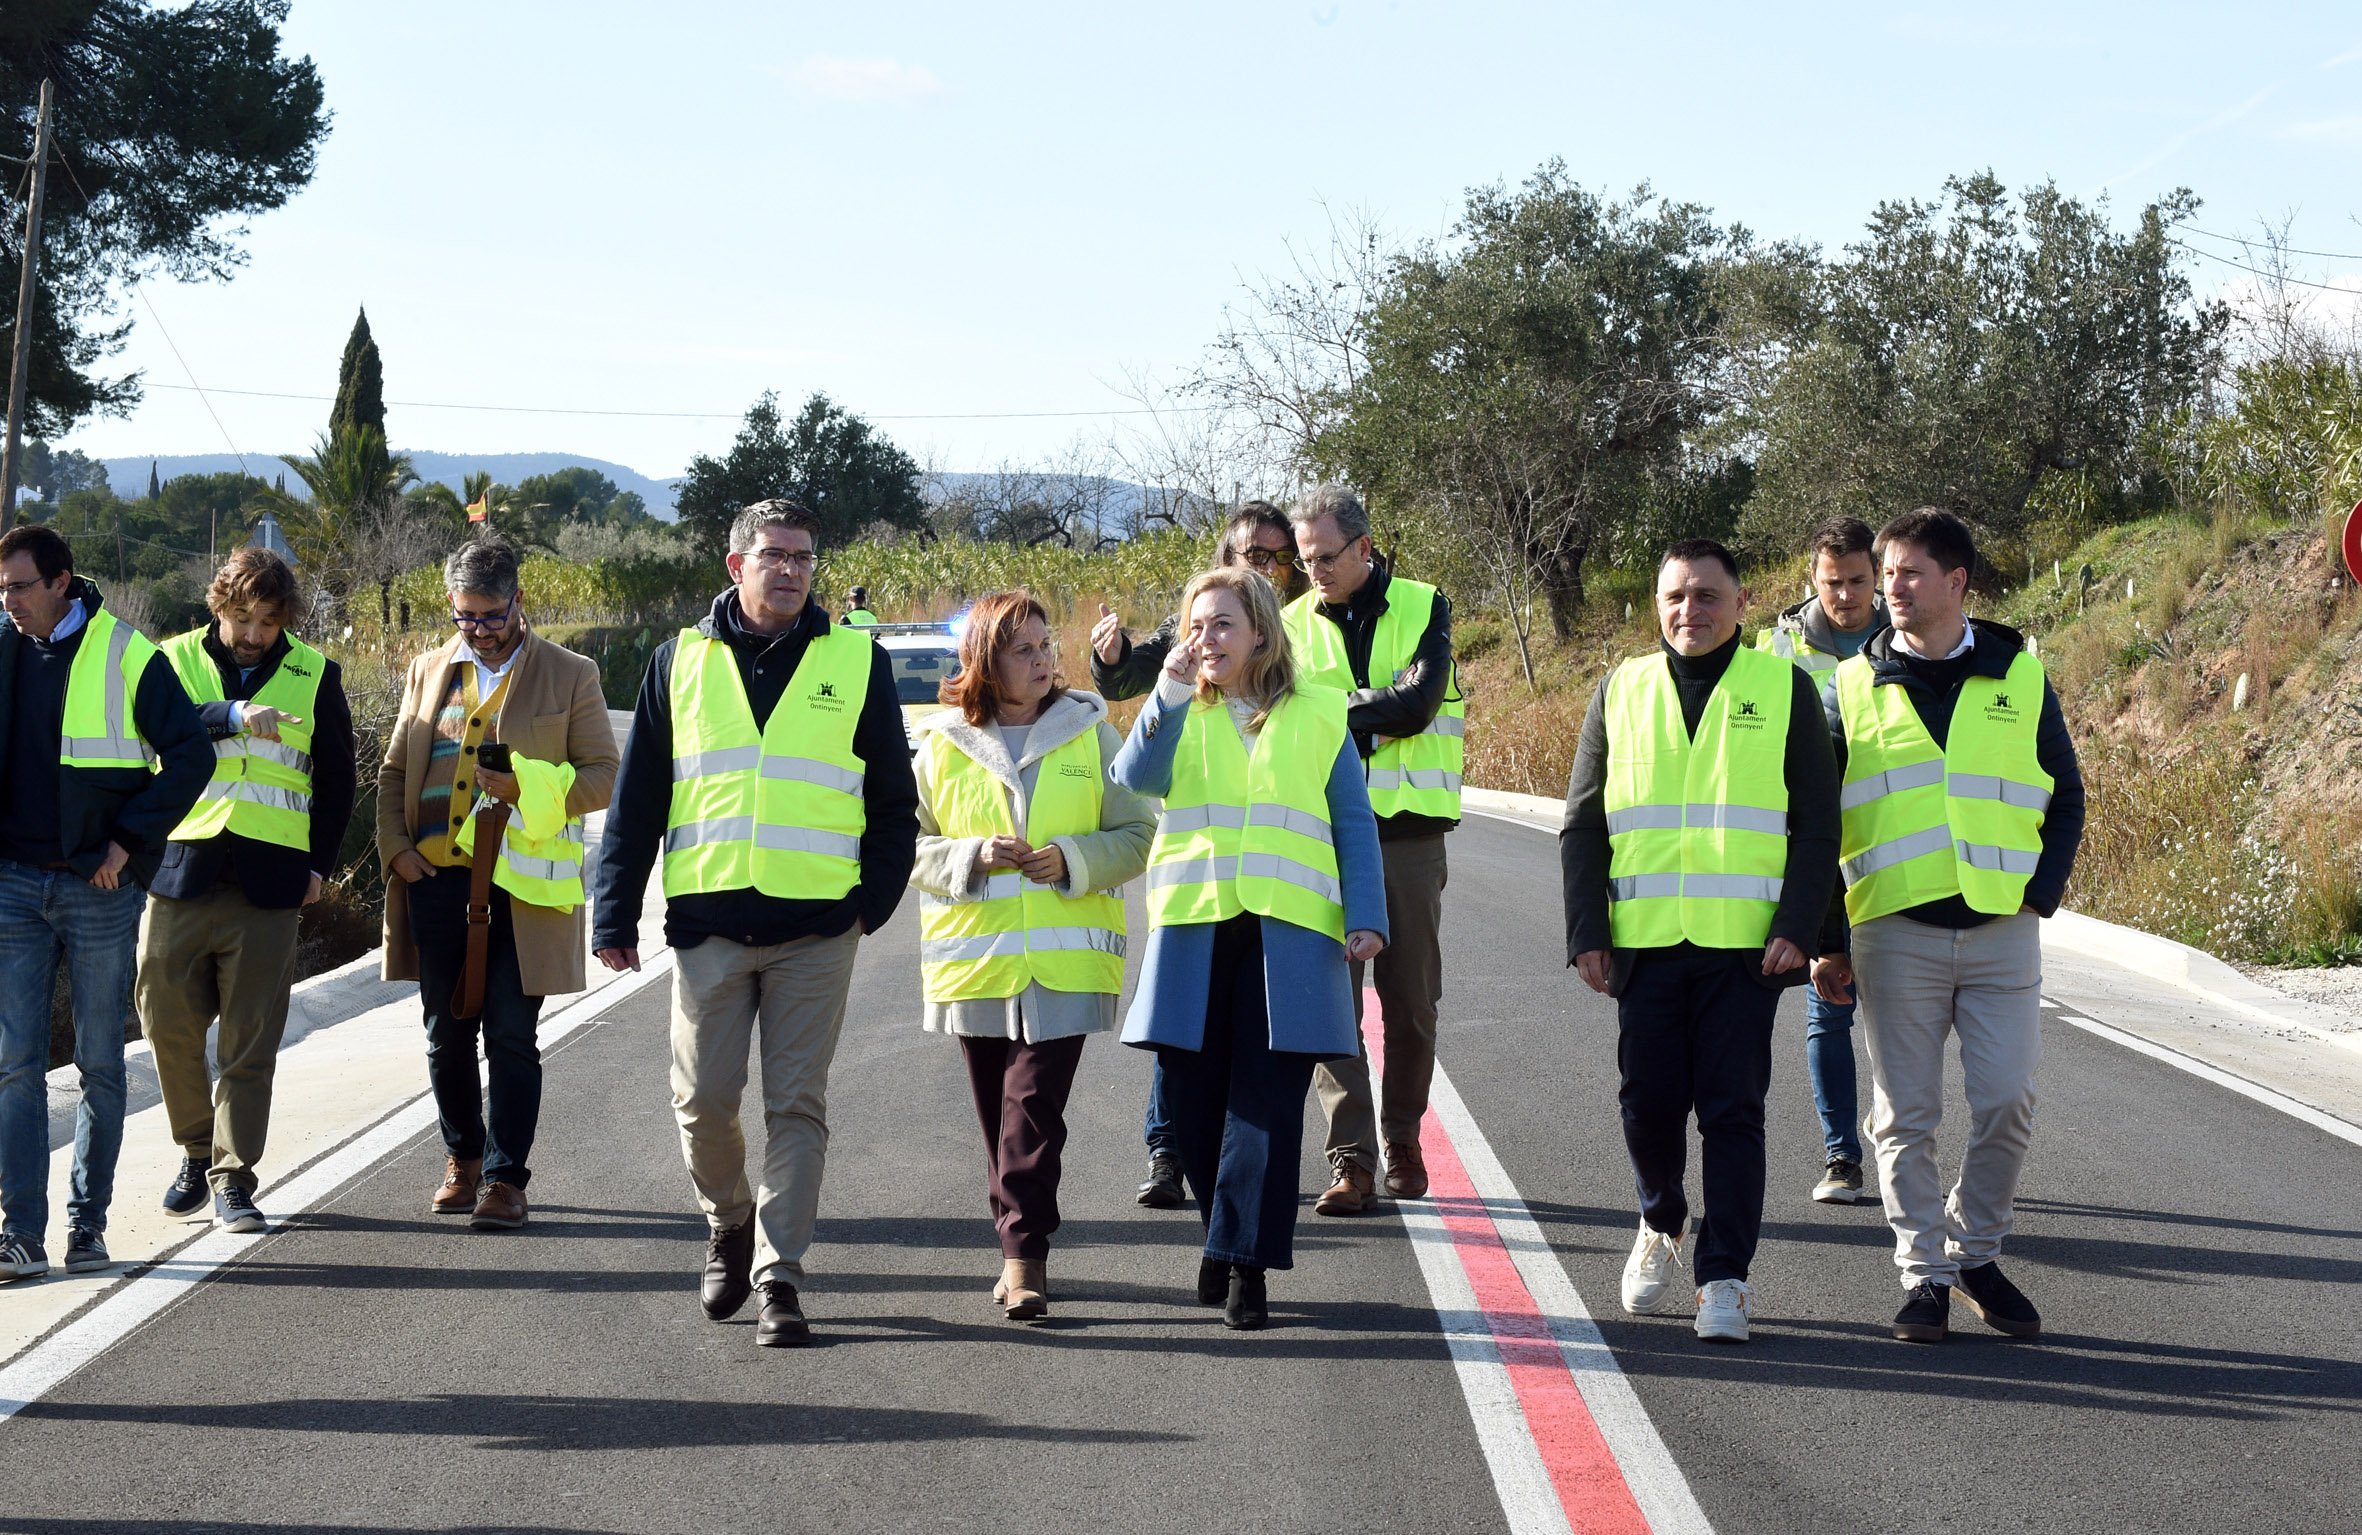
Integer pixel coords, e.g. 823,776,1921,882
863,621,962,756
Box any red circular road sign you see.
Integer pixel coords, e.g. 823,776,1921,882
2347,500,2362,586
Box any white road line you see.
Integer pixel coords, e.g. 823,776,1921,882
0,953,675,1424
1427,1065,1716,1535
2052,1010,2362,1151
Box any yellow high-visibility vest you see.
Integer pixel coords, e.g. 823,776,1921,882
664,625,872,901
917,727,1125,1000
1833,649,2051,924
59,608,162,773
161,628,322,851
1601,644,1793,949
1145,684,1348,943
1283,579,1464,820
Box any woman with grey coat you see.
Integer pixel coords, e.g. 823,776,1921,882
909,591,1155,1320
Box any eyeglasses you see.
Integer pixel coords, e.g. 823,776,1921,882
739,548,819,572
449,595,518,631
1234,546,1299,573
1,577,59,598
1300,542,1357,576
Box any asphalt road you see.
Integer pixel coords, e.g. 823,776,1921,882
3,813,2358,1533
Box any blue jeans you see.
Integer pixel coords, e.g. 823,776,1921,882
1806,982,1863,1165
1160,914,1318,1271
1142,1054,1177,1156
0,862,145,1241
408,869,544,1189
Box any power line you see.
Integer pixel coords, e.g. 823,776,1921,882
136,383,1198,423
2169,238,2361,293
2181,225,2362,262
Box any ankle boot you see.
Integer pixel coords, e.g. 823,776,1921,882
1196,1255,1231,1306
1001,1257,1047,1320
1224,1266,1268,1330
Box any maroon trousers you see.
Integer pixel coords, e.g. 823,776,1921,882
960,1033,1088,1260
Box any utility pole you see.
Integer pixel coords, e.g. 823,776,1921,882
2,80,55,527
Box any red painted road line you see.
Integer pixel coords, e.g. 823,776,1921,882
1364,990,1653,1533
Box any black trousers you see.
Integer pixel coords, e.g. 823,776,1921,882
409,868,545,1189
1616,945,1778,1284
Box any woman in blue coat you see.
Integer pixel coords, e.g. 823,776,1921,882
1114,566,1387,1329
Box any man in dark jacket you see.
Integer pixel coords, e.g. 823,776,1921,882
1285,485,1463,1216
591,499,918,1348
0,526,210,1283
138,548,356,1235
1812,508,2083,1345
1560,538,1841,1343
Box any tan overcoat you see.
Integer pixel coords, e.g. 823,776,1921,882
376,628,618,995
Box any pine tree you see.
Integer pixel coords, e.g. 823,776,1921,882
330,307,386,440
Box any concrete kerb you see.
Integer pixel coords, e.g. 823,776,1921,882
1458,783,2361,1055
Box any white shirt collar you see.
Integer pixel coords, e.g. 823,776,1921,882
1891,621,1974,661
44,598,90,643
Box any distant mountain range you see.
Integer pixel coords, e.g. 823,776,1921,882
100,452,683,518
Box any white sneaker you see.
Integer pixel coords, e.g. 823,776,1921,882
1694,1278,1753,1342
1621,1218,1689,1315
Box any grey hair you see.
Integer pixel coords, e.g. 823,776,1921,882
444,535,521,600
729,498,820,555
1290,482,1369,543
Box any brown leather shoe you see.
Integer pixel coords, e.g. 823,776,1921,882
432,1157,482,1214
1314,1159,1379,1216
1384,1140,1430,1200
1000,1257,1047,1320
469,1180,527,1230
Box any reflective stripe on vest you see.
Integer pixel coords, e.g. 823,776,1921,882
59,610,161,769
1601,645,1793,949
1757,624,1843,675
1283,580,1464,821
917,726,1127,1001
162,628,324,850
1144,684,1350,943
663,625,872,901
1833,648,2052,923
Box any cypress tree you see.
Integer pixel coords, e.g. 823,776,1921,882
331,307,386,439
148,460,160,500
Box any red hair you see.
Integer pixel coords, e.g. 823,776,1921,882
941,589,1066,726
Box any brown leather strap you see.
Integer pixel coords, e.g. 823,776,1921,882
451,801,512,1019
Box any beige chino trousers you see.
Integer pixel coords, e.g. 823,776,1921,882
1316,833,1449,1173
136,884,302,1195
670,927,861,1288
1854,909,2043,1289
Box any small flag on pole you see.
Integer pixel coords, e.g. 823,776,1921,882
467,493,488,524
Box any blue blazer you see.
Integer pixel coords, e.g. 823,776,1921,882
1113,685,1389,1057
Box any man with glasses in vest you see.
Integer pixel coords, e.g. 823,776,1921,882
1562,538,1840,1343
381,536,617,1234
139,549,356,1235
1279,484,1463,1216
1090,500,1307,1209
1813,508,2083,1344
1755,515,1888,1206
591,499,919,1348
0,525,210,1283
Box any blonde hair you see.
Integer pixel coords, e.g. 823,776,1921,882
1179,566,1295,733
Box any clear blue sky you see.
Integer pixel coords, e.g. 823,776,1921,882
55,1,2362,486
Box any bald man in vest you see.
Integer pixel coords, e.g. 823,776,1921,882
1562,538,1840,1343
1815,508,2083,1344
591,498,918,1349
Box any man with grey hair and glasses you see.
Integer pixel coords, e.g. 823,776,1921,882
591,499,918,1349
1282,483,1464,1216
380,534,617,1234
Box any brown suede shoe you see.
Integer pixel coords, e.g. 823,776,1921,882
432,1157,483,1215
1314,1159,1379,1216
1384,1140,1430,1200
469,1181,527,1230
1000,1257,1047,1321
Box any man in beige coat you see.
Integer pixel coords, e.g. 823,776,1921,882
378,536,617,1230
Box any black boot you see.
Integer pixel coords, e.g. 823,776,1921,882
1137,1152,1185,1209
1196,1255,1230,1306
702,1220,754,1321
1224,1266,1268,1330
755,1281,811,1348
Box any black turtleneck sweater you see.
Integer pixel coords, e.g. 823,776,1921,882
1559,630,1842,973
